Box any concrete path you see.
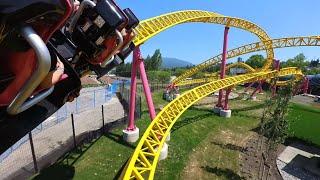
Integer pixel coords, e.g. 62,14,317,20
277,142,320,180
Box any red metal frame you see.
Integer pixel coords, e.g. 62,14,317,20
0,0,73,106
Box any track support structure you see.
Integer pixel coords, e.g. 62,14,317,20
123,46,156,143
215,26,230,112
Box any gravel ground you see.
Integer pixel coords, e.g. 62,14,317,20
0,96,124,180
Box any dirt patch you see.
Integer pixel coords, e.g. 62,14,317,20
240,133,284,180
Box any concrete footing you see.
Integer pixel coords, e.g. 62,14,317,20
220,109,231,118
158,143,168,160
250,96,257,101
122,128,139,143
165,132,171,142
213,106,222,114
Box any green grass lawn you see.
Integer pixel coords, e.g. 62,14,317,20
288,103,320,146
31,90,320,180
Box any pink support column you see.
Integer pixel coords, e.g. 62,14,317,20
216,26,230,108
244,82,254,92
251,81,262,98
303,77,309,94
272,60,280,97
136,47,156,120
224,88,232,110
127,50,139,131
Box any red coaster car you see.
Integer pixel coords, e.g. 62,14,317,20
0,0,139,154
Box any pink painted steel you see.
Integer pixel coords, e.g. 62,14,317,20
224,88,232,110
140,62,156,120
137,47,156,120
303,77,309,94
216,26,230,108
244,82,254,92
127,49,139,131
250,80,263,98
272,60,280,97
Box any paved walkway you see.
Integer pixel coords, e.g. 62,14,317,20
277,142,320,180
0,96,125,180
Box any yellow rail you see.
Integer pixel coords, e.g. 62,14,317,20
133,10,274,70
205,62,255,77
123,67,302,179
172,36,320,84
177,62,256,86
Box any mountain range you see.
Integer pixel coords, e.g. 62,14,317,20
161,57,193,68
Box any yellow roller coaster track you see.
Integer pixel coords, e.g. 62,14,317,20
122,67,302,180
172,36,320,85
177,63,303,87
204,62,256,78
177,62,256,86
132,10,274,70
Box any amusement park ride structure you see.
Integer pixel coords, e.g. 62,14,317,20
0,3,317,179
120,10,316,179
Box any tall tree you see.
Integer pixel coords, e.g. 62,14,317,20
150,49,162,70
282,53,309,72
245,54,265,68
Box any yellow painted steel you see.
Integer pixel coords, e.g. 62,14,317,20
123,67,302,180
133,10,274,70
177,62,256,86
172,36,320,85
205,62,255,77
177,62,303,87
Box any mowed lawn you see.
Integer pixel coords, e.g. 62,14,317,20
288,103,320,146
31,90,320,179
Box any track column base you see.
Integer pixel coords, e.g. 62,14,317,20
158,143,168,160
220,109,231,118
165,132,171,142
123,128,139,143
250,96,257,101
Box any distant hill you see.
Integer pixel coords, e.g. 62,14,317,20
161,57,193,68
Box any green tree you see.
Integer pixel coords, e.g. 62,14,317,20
282,53,309,72
245,54,266,68
145,49,162,71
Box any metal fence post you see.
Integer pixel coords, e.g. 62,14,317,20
101,105,105,133
28,132,38,173
71,114,76,149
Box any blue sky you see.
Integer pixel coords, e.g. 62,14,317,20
117,0,320,64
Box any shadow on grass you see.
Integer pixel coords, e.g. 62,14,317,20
232,103,266,113
32,135,101,180
171,112,212,133
201,166,245,180
211,141,248,152
32,164,75,180
104,132,136,150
